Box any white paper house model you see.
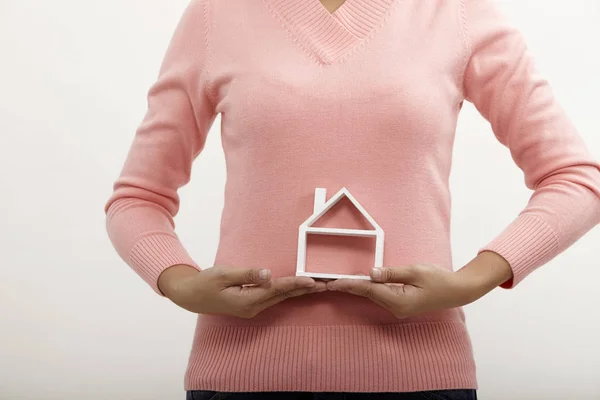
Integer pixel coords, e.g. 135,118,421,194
296,187,384,280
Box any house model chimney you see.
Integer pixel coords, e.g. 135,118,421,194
313,188,327,213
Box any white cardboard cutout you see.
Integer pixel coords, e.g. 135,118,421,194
296,187,384,280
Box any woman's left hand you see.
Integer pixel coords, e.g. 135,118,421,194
326,256,511,318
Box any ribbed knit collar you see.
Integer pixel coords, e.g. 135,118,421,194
265,0,396,64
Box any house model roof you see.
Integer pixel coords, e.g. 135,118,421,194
301,187,382,232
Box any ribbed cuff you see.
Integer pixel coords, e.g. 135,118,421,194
477,214,560,288
129,233,200,296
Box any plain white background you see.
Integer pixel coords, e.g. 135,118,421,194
1,0,599,399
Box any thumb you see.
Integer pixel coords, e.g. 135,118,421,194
216,267,272,286
371,265,421,285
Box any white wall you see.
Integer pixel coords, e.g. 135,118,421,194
1,1,598,399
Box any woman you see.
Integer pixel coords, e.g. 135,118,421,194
104,0,600,398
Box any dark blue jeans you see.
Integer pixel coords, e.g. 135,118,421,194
186,390,477,400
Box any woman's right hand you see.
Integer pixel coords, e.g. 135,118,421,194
157,264,327,318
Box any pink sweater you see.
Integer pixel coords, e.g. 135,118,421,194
104,0,600,393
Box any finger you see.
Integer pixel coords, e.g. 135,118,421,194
328,279,396,311
371,265,422,286
327,279,395,304
256,283,327,311
216,267,272,286
327,279,413,317
245,276,318,302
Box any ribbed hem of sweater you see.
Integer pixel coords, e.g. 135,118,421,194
478,213,560,289
184,320,477,392
129,233,200,295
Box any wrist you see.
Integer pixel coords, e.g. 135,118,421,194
454,251,513,302
157,264,200,298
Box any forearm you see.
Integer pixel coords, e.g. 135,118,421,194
454,250,513,303
158,264,201,298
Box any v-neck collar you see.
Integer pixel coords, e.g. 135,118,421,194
265,0,396,64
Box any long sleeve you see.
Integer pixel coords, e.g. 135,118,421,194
104,0,217,295
462,0,600,288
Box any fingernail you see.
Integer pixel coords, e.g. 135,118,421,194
372,268,382,280
301,278,316,287
259,269,269,280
